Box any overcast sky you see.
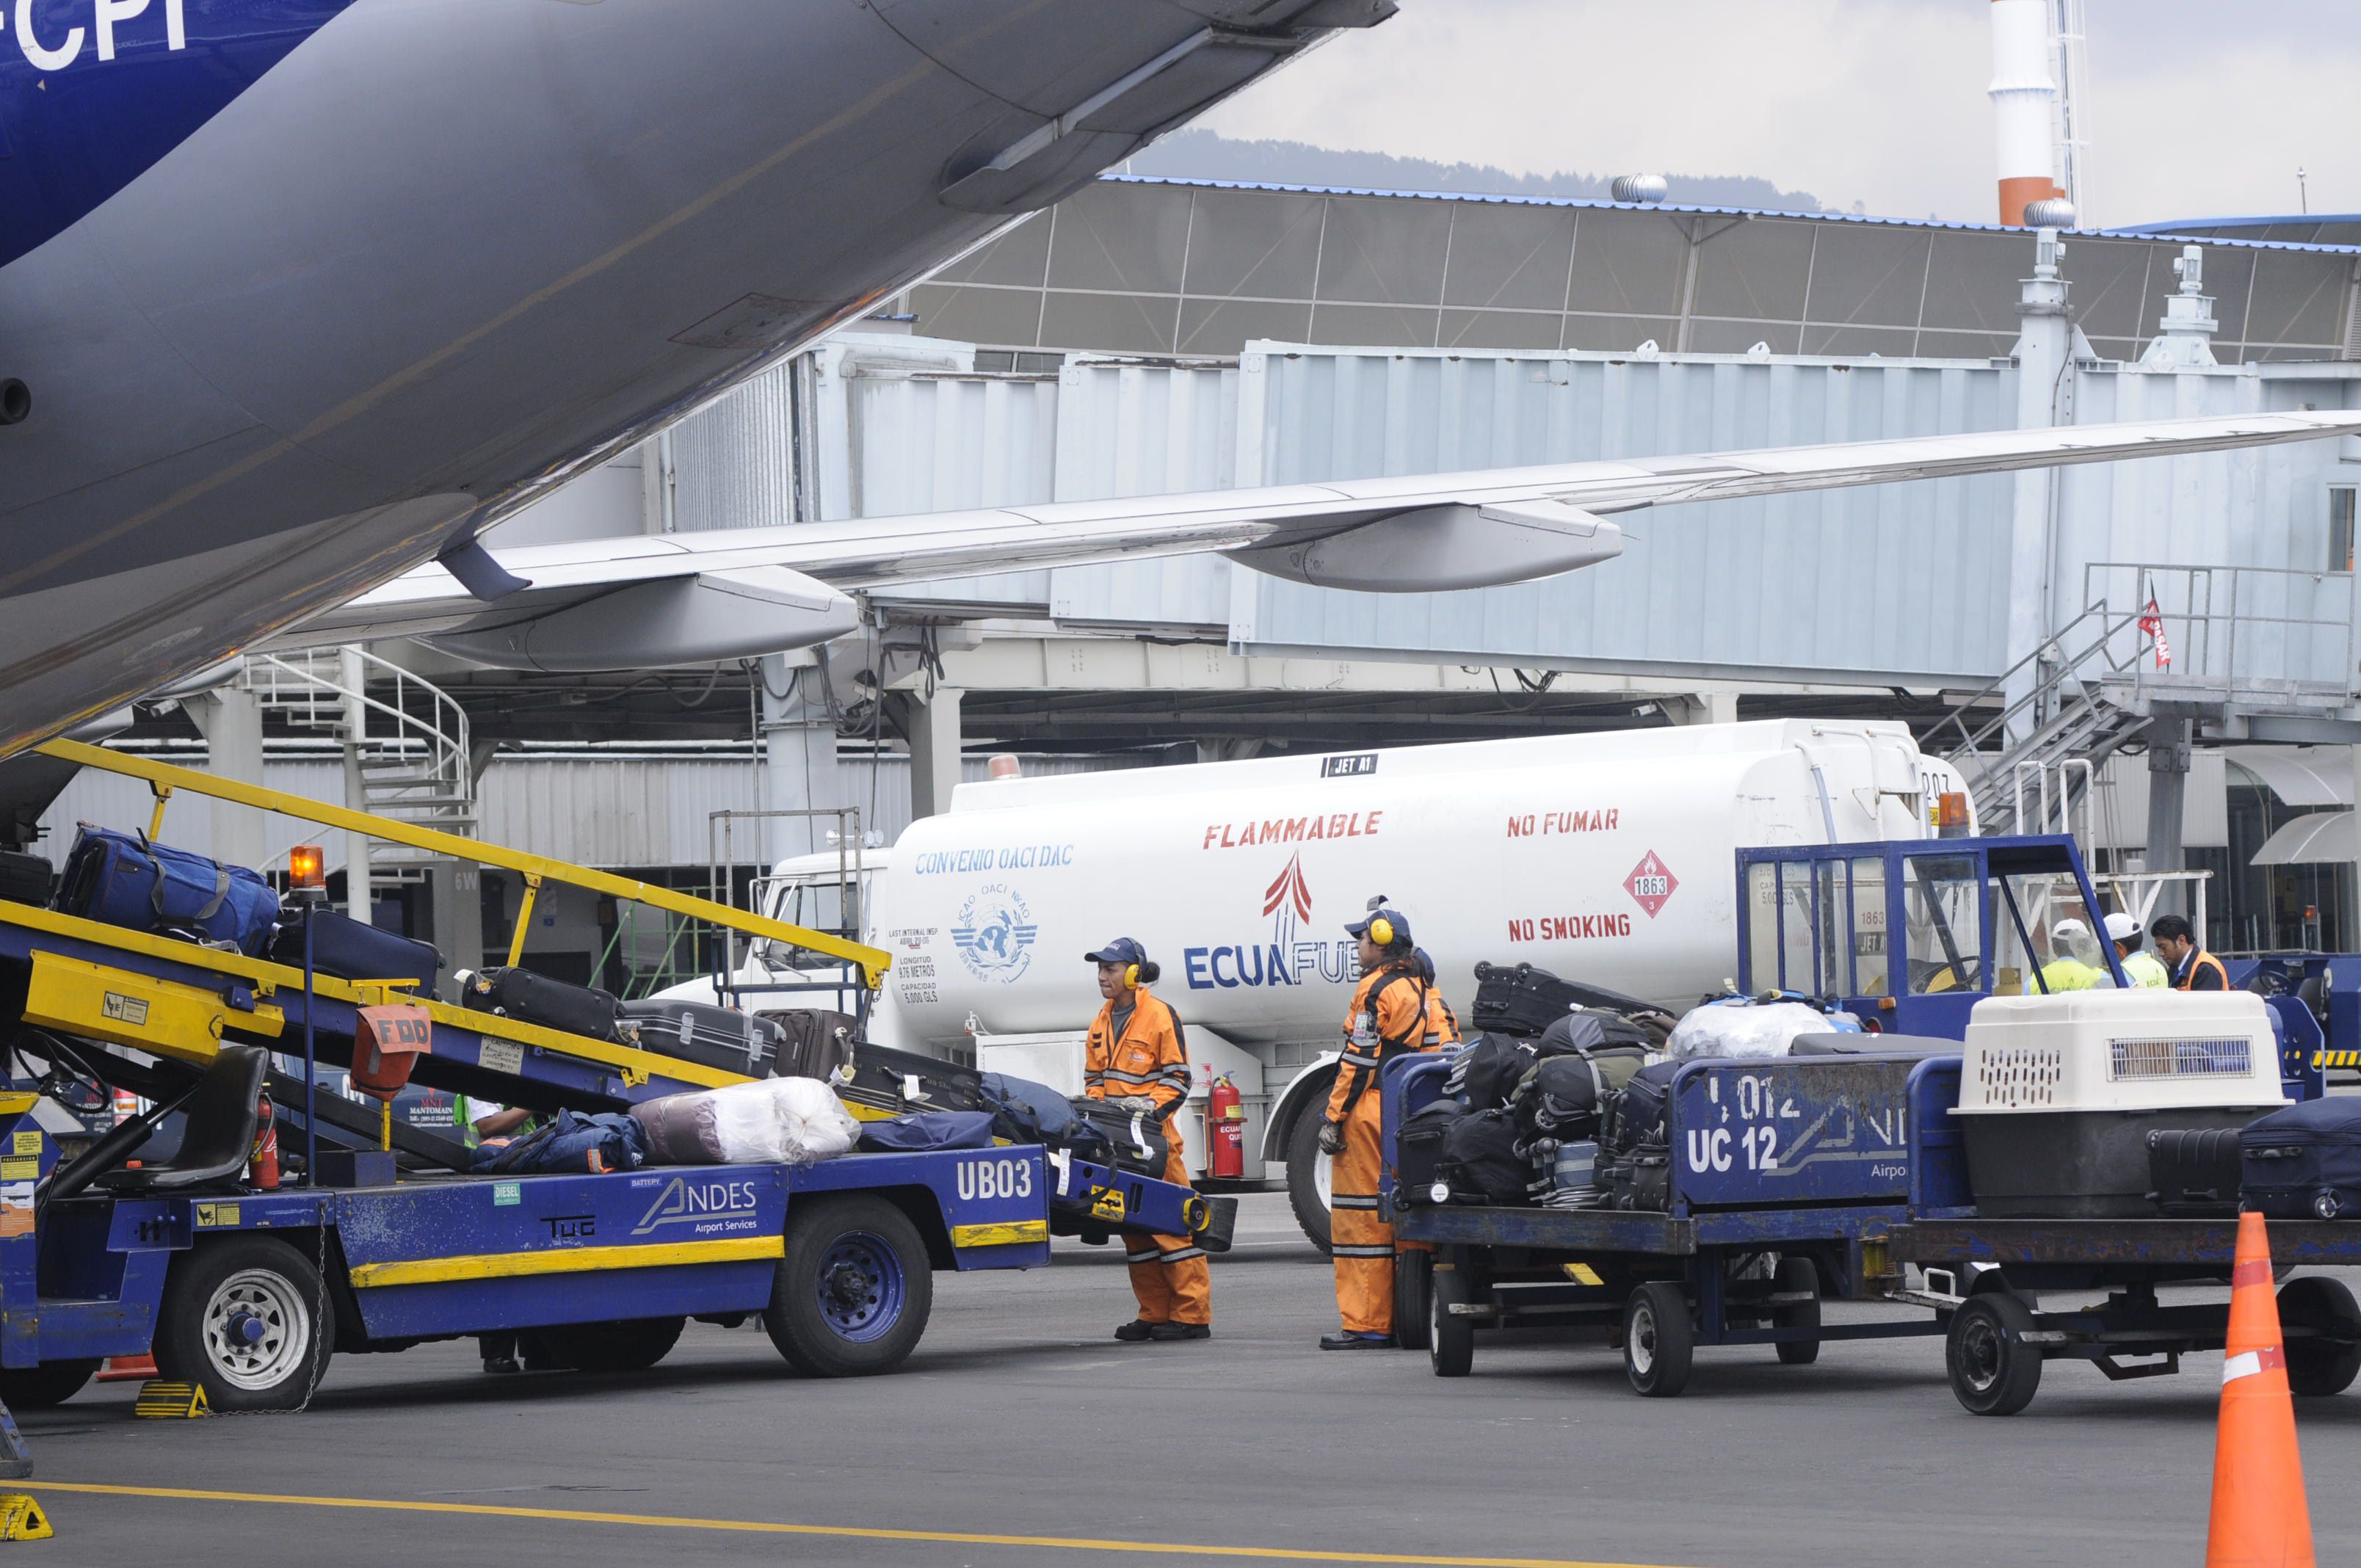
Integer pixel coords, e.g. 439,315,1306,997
1197,0,2358,228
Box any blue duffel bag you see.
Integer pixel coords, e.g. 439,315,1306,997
857,1110,998,1153
55,824,280,955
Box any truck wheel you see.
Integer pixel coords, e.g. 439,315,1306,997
1284,1103,1334,1256
0,1360,97,1409
2278,1277,2361,1397
537,1316,685,1374
1429,1263,1473,1377
1946,1292,2042,1415
1622,1281,1694,1397
766,1194,933,1378
1773,1256,1821,1365
1394,1250,1433,1352
154,1235,334,1412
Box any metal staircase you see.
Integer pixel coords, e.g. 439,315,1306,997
1929,601,2152,838
239,647,476,871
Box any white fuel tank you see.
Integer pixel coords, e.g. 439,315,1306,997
869,720,1956,1053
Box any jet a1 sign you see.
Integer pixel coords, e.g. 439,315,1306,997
1183,852,1356,992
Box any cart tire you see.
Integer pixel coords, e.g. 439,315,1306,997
1284,1102,1335,1257
153,1235,334,1412
2277,1276,2361,1398
1622,1281,1694,1398
1429,1263,1474,1377
766,1194,933,1378
536,1316,685,1374
1773,1256,1821,1366
0,1359,97,1409
1946,1292,2042,1416
1395,1250,1433,1352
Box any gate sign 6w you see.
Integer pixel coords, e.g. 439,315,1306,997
1672,1061,1911,1208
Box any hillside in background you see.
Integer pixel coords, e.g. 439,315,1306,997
1124,129,1840,212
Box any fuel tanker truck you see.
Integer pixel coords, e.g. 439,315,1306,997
684,719,1970,1249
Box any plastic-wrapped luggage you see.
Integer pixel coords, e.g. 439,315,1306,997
458,966,623,1042
2241,1098,2361,1220
1664,999,1859,1061
56,825,280,954
619,998,783,1075
269,908,443,992
630,1077,860,1166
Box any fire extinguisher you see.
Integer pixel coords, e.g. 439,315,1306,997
1208,1073,1244,1180
248,1092,280,1190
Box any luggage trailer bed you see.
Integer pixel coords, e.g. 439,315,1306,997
1885,1217,2361,1415
1380,1052,1956,1397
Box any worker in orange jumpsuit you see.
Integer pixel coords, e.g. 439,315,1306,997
1084,938,1212,1342
1319,899,1457,1349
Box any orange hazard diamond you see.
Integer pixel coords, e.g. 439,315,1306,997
1625,852,1678,918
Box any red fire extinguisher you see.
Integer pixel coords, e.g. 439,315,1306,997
1208,1073,1244,1180
248,1092,280,1190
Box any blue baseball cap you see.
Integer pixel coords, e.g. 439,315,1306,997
1346,907,1410,944
1084,937,1147,966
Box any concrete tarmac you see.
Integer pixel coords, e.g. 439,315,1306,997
17,1192,2359,1567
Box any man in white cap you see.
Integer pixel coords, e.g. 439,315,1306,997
2105,912,2169,988
2039,918,2105,992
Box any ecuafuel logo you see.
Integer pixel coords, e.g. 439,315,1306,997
632,1176,761,1236
1183,852,1355,990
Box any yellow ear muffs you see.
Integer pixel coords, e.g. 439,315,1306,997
1369,915,1394,947
1124,962,1141,987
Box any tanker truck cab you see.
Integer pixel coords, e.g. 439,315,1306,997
651,850,889,1015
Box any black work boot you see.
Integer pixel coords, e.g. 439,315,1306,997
1319,1331,1395,1350
1149,1322,1211,1341
1114,1319,1157,1342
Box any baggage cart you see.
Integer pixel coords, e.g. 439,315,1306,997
1382,1050,1951,1396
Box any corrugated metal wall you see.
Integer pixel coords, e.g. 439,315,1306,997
35,752,1142,871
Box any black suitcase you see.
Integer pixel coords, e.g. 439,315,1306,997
761,1008,861,1081
2241,1098,2361,1221
619,998,783,1075
269,908,443,993
0,849,53,906
1066,1095,1172,1177
1470,962,1584,1038
1393,1099,1462,1203
457,966,623,1043
1617,1147,1673,1212
835,1042,984,1115
2147,1127,2245,1216
1437,1107,1529,1206
1601,1061,1679,1153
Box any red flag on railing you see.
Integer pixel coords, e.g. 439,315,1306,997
2138,595,2173,669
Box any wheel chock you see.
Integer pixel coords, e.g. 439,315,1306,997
133,1381,208,1419
0,1494,52,1540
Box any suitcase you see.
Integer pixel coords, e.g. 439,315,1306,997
269,908,443,992
834,1042,984,1115
1600,1061,1679,1154
1437,1107,1528,1206
0,849,54,906
2147,1127,2245,1216
1066,1095,1172,1177
2241,1097,2361,1221
55,824,280,955
761,1008,860,1081
457,966,623,1043
1617,1147,1673,1212
1393,1100,1462,1203
619,998,783,1075
1470,962,1584,1038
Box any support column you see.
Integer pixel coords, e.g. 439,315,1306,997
902,686,963,822
186,688,266,873
2003,231,2073,739
2145,716,2192,923
758,654,846,863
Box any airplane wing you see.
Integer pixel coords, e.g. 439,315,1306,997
270,408,2361,672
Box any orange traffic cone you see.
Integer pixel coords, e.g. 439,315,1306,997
2205,1211,2314,1567
95,1353,157,1383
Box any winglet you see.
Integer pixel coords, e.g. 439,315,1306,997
437,538,532,601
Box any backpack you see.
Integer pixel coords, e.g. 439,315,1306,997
1451,1034,1538,1111
857,1110,998,1153
1512,1047,1649,1141
979,1072,1077,1146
